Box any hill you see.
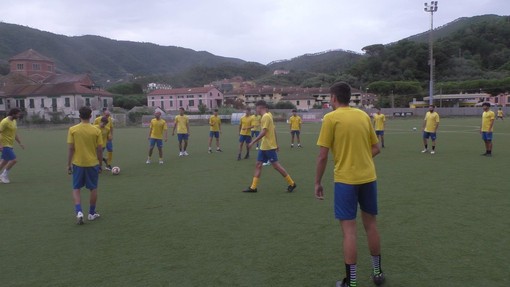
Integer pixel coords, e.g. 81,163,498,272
267,49,362,74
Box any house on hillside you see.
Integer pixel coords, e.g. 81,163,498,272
0,49,113,119
147,86,223,112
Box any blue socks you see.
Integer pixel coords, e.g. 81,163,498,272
89,205,96,215
75,204,82,214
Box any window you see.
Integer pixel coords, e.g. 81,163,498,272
210,92,212,96
151,97,155,100
151,101,155,107
65,97,71,107
32,63,41,71
160,101,164,109
170,101,173,107
29,99,35,108
198,95,202,98
199,99,203,106
296,100,300,106
47,65,53,72
179,100,183,107
16,63,24,70
307,100,311,105
0,98,3,105
103,99,108,108
41,99,44,108
218,93,220,97
85,98,90,107
189,100,194,107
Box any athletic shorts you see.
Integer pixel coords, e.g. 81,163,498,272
149,138,163,148
423,131,437,140
239,135,252,143
334,181,378,220
209,131,220,138
251,131,260,138
482,132,493,141
291,130,300,136
106,140,113,152
375,130,384,136
257,149,278,163
177,133,189,141
72,165,99,190
1,147,16,161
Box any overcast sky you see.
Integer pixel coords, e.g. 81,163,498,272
1,0,508,64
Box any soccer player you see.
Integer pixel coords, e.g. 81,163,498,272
422,104,439,154
315,82,384,287
243,100,297,193
208,109,222,153
67,106,103,225
94,109,114,169
93,116,111,170
147,111,168,164
481,102,495,156
238,108,253,160
373,108,386,148
289,109,302,148
497,107,504,120
251,112,261,150
172,107,190,156
0,108,25,183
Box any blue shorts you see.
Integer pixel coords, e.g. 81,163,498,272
72,165,99,190
376,130,384,136
106,140,113,152
177,133,189,142
291,130,300,136
334,181,378,220
482,132,493,141
149,138,163,148
251,131,260,138
423,131,437,140
257,149,278,163
1,147,16,161
239,135,252,143
209,131,220,138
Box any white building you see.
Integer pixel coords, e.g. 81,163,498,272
147,87,224,112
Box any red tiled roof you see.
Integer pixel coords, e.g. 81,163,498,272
148,87,219,96
2,81,112,98
9,49,53,62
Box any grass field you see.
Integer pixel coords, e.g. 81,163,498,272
1,117,509,287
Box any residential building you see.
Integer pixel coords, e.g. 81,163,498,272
147,87,223,112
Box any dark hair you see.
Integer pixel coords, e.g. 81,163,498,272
7,108,21,117
214,109,218,112
482,102,491,107
79,106,92,120
292,109,297,112
101,116,109,124
429,104,435,108
102,107,108,112
329,82,351,104
255,100,268,108
179,107,184,111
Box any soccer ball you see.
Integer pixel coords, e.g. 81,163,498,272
111,166,120,175
413,127,417,131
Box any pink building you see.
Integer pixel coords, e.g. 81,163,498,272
147,87,223,112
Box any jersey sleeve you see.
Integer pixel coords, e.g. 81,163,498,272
490,112,495,120
436,114,440,122
66,128,74,144
261,115,270,130
163,121,168,130
316,115,333,149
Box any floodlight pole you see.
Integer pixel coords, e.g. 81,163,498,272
424,1,438,106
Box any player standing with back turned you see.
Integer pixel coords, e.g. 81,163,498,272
422,104,439,154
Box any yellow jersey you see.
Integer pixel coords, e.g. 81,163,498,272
239,115,252,136
289,115,302,131
373,113,385,131
94,124,111,146
209,115,221,132
150,118,168,139
482,110,495,132
260,112,277,150
251,115,261,132
497,110,503,117
317,107,378,184
174,115,189,134
93,115,113,130
424,111,440,133
0,118,17,147
67,123,103,167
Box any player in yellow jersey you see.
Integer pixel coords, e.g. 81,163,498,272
67,106,103,225
172,107,190,156
373,108,386,148
315,82,384,287
238,108,253,160
289,109,302,148
422,105,440,154
497,107,504,120
147,111,168,164
0,108,25,183
481,102,495,156
250,113,261,150
208,109,222,153
94,109,114,167
243,100,297,193
94,116,111,170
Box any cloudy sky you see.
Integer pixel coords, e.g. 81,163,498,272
1,0,508,64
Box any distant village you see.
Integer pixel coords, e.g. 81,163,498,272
0,49,509,122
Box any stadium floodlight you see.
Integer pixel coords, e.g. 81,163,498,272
424,1,438,105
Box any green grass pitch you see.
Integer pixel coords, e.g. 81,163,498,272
0,117,509,287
